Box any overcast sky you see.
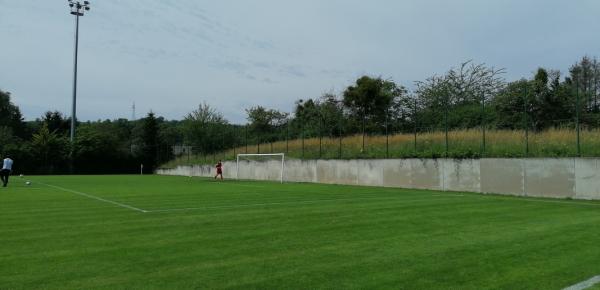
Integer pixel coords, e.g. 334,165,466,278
1,0,598,123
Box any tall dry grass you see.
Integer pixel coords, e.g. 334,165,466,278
162,128,600,168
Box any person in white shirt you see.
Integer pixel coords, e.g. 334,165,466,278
1,156,14,187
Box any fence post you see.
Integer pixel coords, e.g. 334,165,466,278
362,112,366,153
414,97,418,154
576,80,581,157
301,123,305,160
338,116,342,159
385,107,389,158
221,129,225,160
445,95,449,157
481,92,486,156
524,86,529,157
233,127,236,159
319,114,322,159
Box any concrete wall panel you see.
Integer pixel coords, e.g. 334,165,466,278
357,159,384,186
236,160,254,180
316,160,338,184
382,159,412,188
269,160,284,180
317,160,358,185
575,159,600,200
480,159,524,196
525,159,575,198
443,159,480,193
335,160,359,185
285,160,317,183
410,159,442,190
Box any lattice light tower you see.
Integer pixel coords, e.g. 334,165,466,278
67,0,91,143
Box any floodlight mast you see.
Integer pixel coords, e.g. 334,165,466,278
67,0,91,143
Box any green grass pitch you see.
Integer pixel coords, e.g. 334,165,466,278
1,175,600,289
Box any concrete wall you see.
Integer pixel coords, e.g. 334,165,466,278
156,158,600,200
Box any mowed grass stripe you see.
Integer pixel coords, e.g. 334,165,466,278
1,175,600,289
29,175,598,212
30,175,462,211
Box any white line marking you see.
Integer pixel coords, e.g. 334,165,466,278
33,180,600,215
146,196,461,213
39,182,148,213
563,275,600,290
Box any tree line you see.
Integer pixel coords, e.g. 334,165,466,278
1,56,599,174
200,56,600,152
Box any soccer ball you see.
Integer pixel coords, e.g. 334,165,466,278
25,181,31,186
20,174,24,178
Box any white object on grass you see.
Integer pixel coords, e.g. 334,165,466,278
25,181,31,185
236,153,285,183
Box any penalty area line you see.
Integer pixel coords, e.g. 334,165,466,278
563,275,600,290
38,182,148,213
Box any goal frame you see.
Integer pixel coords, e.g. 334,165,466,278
236,153,285,183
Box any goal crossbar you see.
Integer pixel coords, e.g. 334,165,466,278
236,153,285,183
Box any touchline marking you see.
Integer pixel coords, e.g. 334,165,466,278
563,275,600,290
146,196,461,213
34,180,600,214
39,182,147,213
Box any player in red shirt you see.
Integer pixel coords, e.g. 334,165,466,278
214,160,223,180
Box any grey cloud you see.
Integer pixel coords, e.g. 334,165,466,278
261,78,278,84
279,66,306,78
1,0,599,123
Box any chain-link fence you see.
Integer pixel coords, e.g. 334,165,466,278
167,90,600,167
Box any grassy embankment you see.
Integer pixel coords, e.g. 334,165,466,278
163,128,600,168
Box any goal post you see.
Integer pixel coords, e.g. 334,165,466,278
236,153,285,183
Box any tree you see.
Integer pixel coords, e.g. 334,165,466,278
31,123,70,174
415,61,505,129
293,94,345,138
0,89,26,138
246,106,288,142
492,69,575,130
294,98,320,137
531,68,574,128
185,102,226,124
342,76,405,133
139,112,159,173
41,111,71,136
0,126,17,156
318,94,345,136
182,102,228,154
569,56,600,112
492,79,530,129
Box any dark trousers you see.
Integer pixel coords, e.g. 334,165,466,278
0,169,10,187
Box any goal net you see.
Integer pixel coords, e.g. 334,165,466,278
236,153,285,183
